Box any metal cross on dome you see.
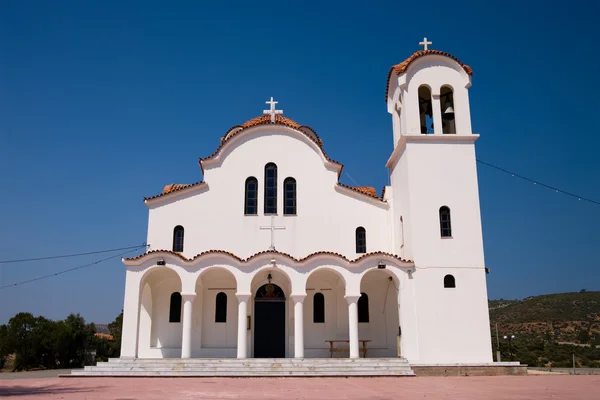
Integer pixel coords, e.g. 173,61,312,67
263,97,283,123
419,37,432,51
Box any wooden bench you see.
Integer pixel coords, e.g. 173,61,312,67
325,340,371,358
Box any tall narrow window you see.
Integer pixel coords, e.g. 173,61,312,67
418,85,433,134
440,85,456,134
444,274,456,288
264,163,277,214
169,292,182,323
245,177,258,215
313,292,325,323
173,225,184,252
399,216,404,248
358,292,369,323
439,206,452,237
284,177,297,215
215,292,227,322
355,227,366,253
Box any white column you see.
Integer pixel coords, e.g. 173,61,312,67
432,93,443,135
181,293,196,359
345,295,360,359
120,269,141,358
291,294,306,359
236,293,251,358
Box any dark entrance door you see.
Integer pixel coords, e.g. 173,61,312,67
254,283,286,358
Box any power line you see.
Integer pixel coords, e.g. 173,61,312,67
0,244,147,264
0,246,146,290
476,159,600,206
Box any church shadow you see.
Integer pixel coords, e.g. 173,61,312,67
0,384,103,397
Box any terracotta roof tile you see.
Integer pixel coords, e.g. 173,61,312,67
144,181,204,201
201,115,337,174
124,249,412,264
385,49,473,101
337,183,383,201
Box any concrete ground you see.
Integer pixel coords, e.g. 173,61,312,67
0,375,599,399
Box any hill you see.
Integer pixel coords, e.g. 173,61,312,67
488,291,600,367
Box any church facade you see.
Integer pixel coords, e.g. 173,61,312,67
119,45,493,364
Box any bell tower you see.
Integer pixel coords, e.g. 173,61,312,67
384,39,493,363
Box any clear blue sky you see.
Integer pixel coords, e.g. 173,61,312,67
1,1,599,324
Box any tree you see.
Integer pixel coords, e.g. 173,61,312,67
108,311,123,357
577,329,591,344
0,324,8,369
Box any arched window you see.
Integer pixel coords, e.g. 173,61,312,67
244,177,258,215
399,216,404,248
313,292,325,323
418,85,433,134
264,163,277,214
440,86,456,134
439,206,452,237
169,292,182,323
215,292,227,322
358,292,369,323
172,225,184,252
284,177,297,215
355,227,366,253
444,274,456,288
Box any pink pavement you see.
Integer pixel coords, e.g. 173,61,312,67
0,375,599,399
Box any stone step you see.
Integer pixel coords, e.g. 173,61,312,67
85,366,414,372
67,357,415,377
106,358,410,364
68,370,415,377
95,361,411,368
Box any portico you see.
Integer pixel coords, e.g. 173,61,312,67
120,250,412,360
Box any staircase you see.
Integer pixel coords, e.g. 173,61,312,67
65,358,415,377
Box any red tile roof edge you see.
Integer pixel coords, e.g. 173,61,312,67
199,115,340,176
385,49,473,101
124,249,412,264
144,181,205,201
337,183,384,202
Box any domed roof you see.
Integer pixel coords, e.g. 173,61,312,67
385,49,473,101
221,114,321,144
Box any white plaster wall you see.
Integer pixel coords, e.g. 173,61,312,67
413,268,492,362
146,128,390,260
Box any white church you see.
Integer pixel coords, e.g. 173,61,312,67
111,41,497,373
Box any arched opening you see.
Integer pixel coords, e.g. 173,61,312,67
138,267,183,358
254,283,286,358
359,268,401,357
440,86,456,134
172,226,184,252
250,269,291,358
313,292,325,323
358,293,369,323
264,163,278,214
439,206,452,237
215,292,227,323
355,227,367,253
418,85,433,134
244,177,258,215
444,274,456,288
169,292,182,323
305,267,348,357
283,177,297,215
196,267,238,357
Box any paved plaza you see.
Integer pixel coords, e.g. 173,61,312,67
0,375,599,399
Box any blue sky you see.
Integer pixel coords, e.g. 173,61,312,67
1,1,599,324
